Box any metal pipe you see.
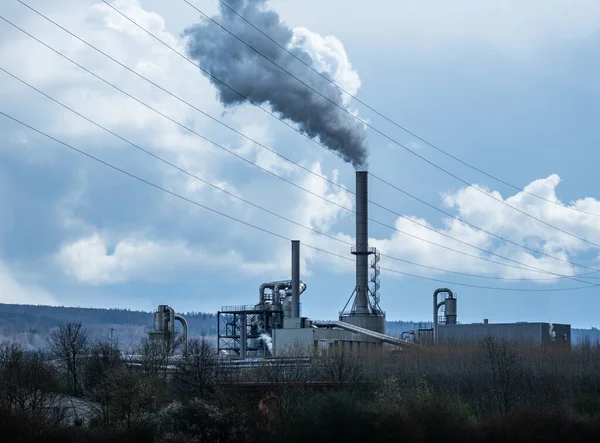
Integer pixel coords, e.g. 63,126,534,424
355,171,370,313
273,280,307,304
240,314,247,359
168,306,176,352
292,240,300,318
433,288,453,342
174,314,188,354
259,282,277,304
274,281,290,304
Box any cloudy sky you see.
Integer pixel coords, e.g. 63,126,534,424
1,0,599,328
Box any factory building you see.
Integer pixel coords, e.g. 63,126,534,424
216,171,407,359
412,288,572,347
149,175,573,359
436,321,571,346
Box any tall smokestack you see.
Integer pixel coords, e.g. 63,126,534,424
354,171,370,314
341,171,385,334
291,240,300,318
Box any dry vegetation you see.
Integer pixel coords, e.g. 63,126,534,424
1,323,600,442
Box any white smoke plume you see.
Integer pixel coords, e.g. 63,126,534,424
260,332,273,353
549,322,556,341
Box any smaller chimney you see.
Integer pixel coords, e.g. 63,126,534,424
291,240,300,318
484,318,489,324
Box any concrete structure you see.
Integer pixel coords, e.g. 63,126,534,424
340,171,386,334
437,322,571,346
399,288,573,347
272,327,380,356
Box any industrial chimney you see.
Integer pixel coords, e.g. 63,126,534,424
291,240,300,318
340,171,386,333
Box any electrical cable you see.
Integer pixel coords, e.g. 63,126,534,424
3,16,600,282
7,6,600,278
4,66,591,284
213,0,600,219
1,109,596,292
173,0,600,248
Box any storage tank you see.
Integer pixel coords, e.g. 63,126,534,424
445,296,457,325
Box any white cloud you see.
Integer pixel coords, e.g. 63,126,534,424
3,0,600,298
293,174,600,284
56,161,354,284
54,150,600,287
272,0,600,54
0,259,55,305
291,27,361,104
56,232,282,284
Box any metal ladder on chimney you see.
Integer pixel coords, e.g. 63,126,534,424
370,248,381,310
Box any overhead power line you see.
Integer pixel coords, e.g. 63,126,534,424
4,66,594,284
1,109,596,292
173,0,600,248
3,12,599,281
10,4,600,278
213,0,600,219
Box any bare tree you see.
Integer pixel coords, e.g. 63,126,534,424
0,342,61,429
111,365,155,432
138,338,173,378
83,341,122,427
173,338,217,399
318,349,365,385
48,323,89,396
479,336,524,414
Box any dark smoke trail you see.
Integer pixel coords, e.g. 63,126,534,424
183,0,368,168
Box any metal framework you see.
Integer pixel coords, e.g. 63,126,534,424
341,247,384,316
370,248,381,309
217,305,283,358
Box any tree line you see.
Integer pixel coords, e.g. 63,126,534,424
1,322,600,442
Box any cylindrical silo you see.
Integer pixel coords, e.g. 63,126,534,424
444,296,457,325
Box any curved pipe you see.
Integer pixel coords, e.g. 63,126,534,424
433,288,453,343
259,282,277,304
174,314,188,354
274,281,290,304
299,282,307,295
263,280,307,304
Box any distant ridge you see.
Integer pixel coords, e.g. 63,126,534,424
0,303,217,349
0,303,598,349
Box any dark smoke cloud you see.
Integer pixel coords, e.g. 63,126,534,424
183,0,368,168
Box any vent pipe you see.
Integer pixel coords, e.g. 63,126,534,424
174,314,188,354
291,240,300,318
433,288,454,342
354,171,370,314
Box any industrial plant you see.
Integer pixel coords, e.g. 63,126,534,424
148,171,572,358
407,288,571,346
216,171,405,358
